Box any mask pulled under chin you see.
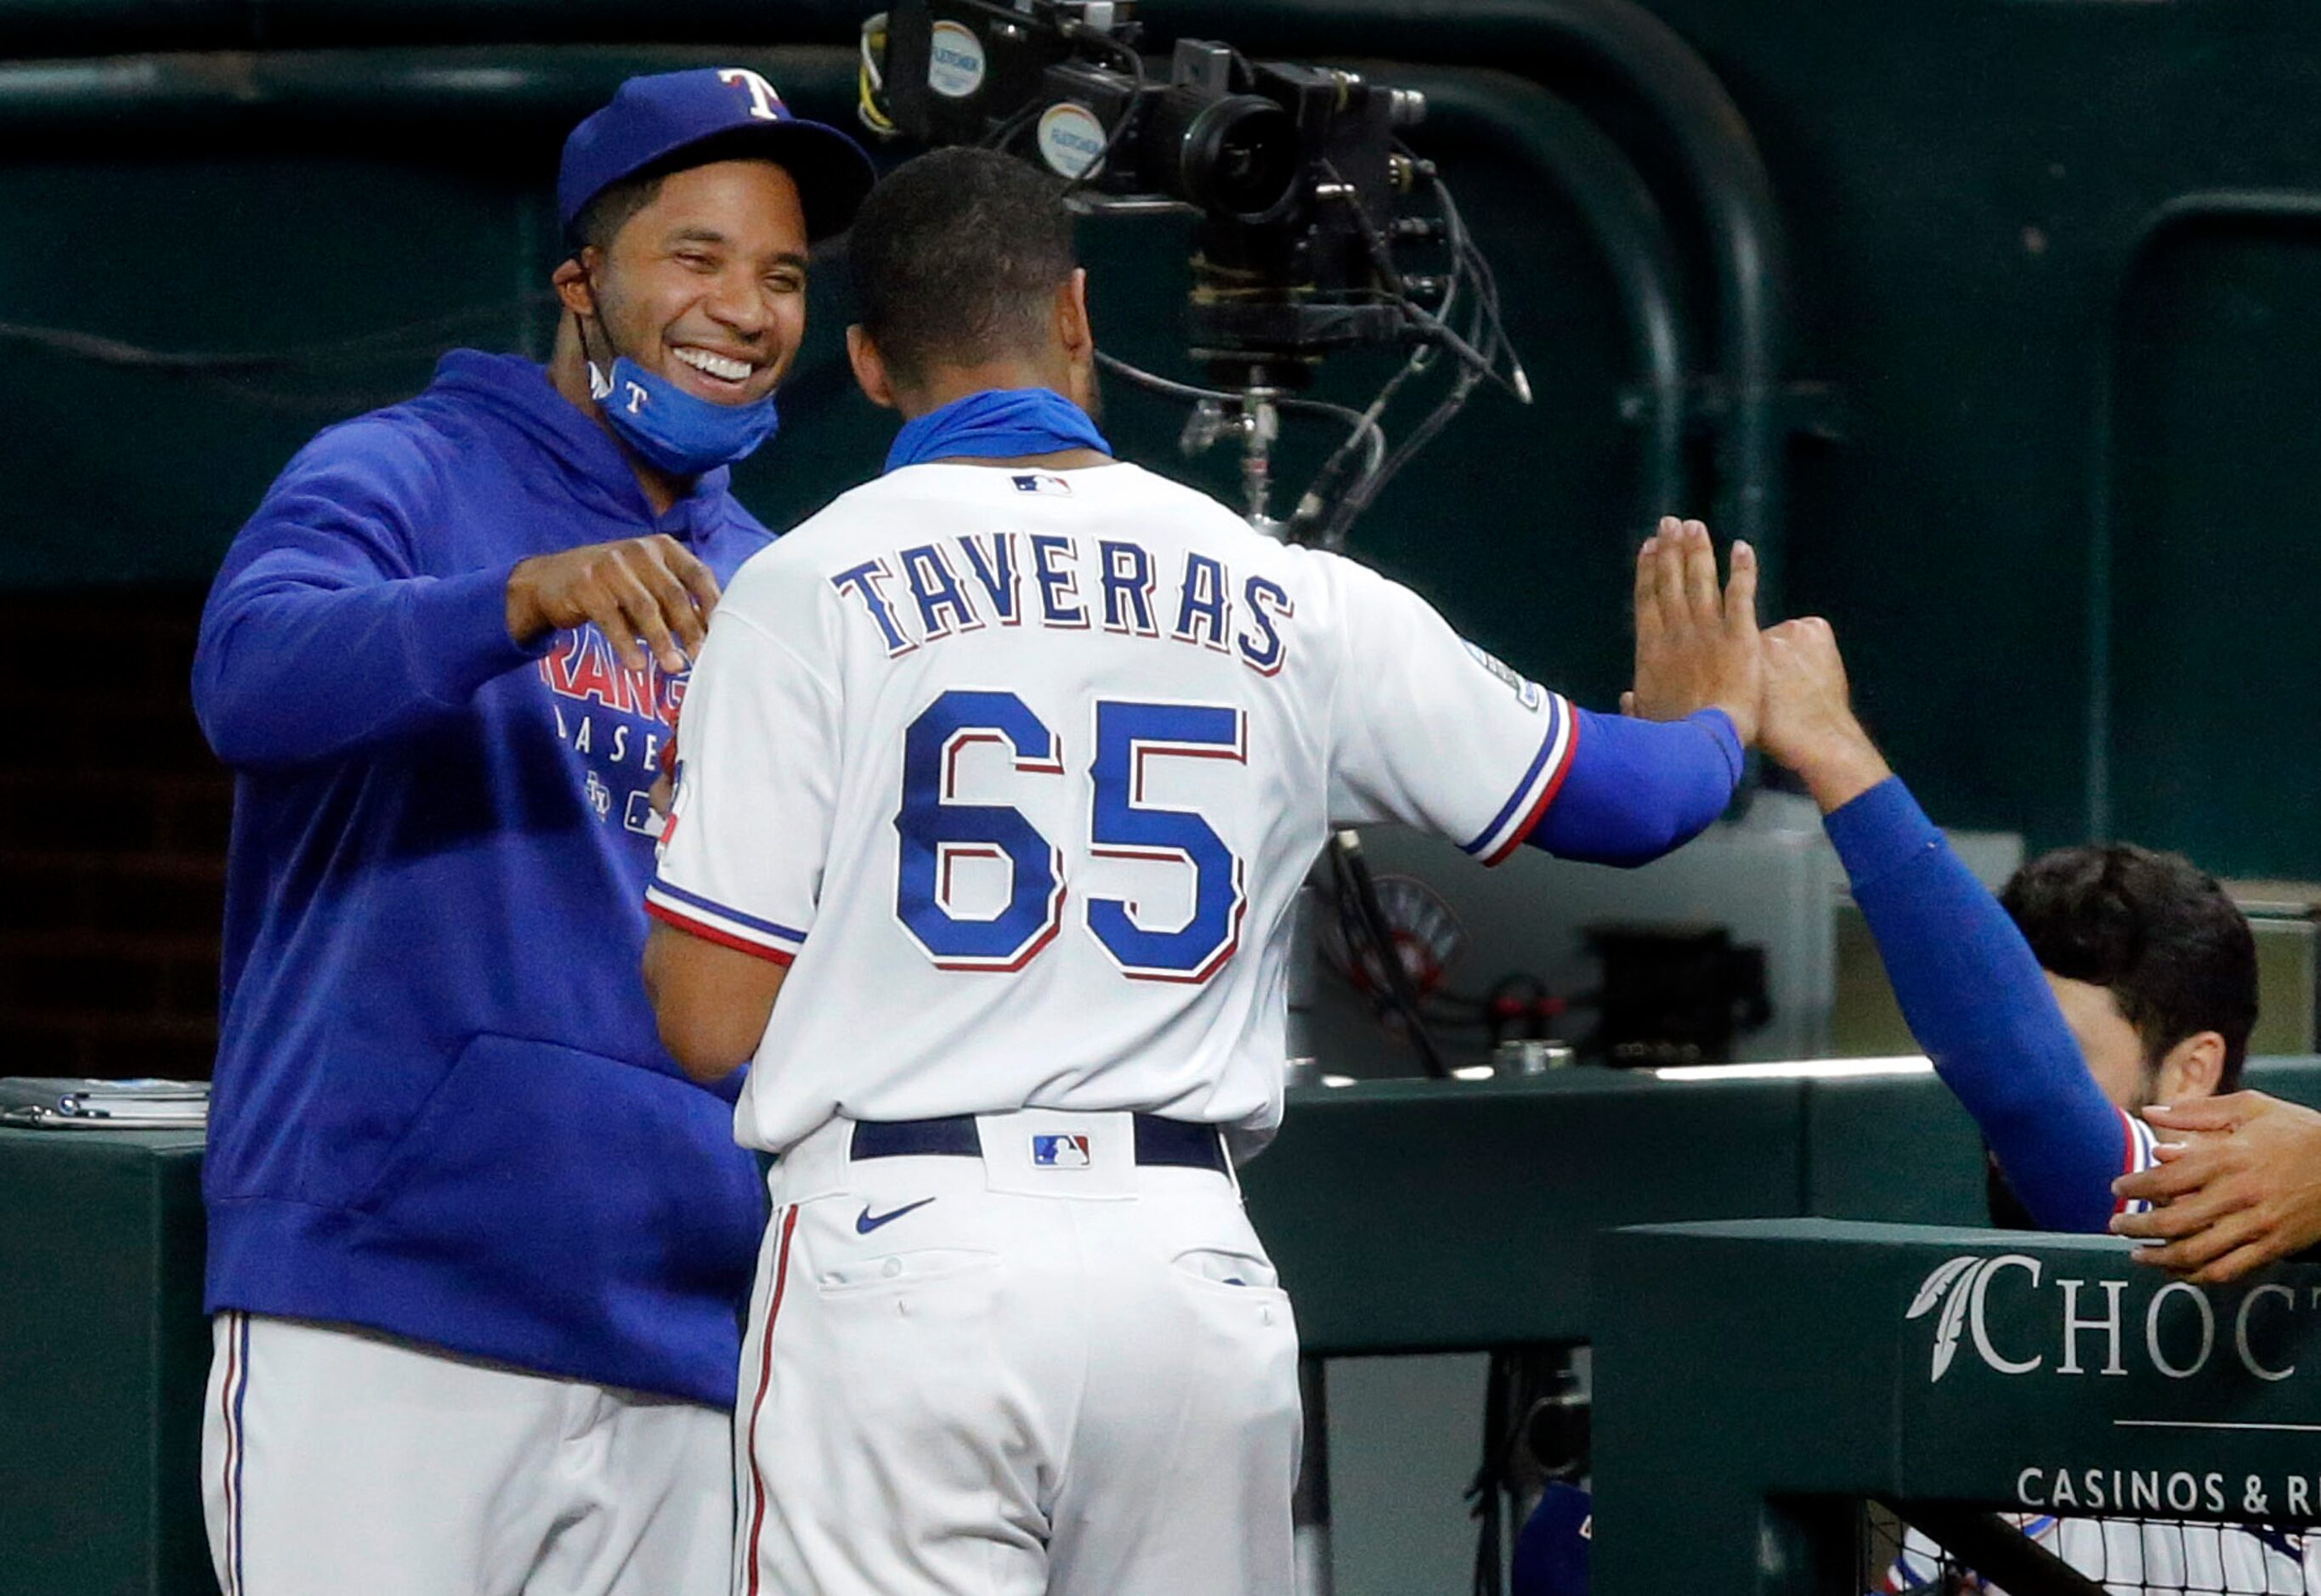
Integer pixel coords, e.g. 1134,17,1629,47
588,354,780,477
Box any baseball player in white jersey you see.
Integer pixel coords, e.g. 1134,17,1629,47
643,147,1761,1595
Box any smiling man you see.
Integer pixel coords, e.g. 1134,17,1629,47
189,71,869,1596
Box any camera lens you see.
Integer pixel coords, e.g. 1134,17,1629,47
1173,92,1301,224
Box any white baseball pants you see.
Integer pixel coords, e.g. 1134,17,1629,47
201,1312,733,1596
735,1108,1304,1596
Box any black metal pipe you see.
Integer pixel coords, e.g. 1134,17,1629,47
0,2,871,59
1878,1500,2109,1596
2083,187,2321,840
1378,64,1692,533
0,44,858,139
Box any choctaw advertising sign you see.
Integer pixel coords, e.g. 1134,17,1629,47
1894,1239,2321,1518
1589,1220,2321,1596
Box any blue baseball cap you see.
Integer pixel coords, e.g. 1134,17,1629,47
558,67,876,246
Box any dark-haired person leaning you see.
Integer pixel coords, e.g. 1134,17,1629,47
1741,618,2318,1593
1756,617,2257,1231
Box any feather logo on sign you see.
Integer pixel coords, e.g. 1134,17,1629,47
1905,1254,1979,1318
1907,1254,2001,1383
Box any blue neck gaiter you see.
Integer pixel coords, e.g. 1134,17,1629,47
885,387,1112,473
592,355,781,478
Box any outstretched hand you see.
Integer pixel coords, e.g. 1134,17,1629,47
1622,518,1762,745
2110,1092,2321,1282
1758,616,1892,813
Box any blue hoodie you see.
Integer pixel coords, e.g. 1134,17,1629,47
193,350,771,1406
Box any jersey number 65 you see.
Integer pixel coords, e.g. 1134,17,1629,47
895,688,1248,983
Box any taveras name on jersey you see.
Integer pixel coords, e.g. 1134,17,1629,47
824,512,1297,675
648,460,1576,1156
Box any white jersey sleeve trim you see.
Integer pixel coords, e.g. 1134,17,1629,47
1461,692,1578,866
644,877,806,967
2115,1107,2160,1217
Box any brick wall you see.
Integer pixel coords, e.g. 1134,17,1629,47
3,590,228,1081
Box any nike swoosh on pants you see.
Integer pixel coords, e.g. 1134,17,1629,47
855,1197,937,1234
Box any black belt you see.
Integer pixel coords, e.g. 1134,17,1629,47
848,1113,1229,1174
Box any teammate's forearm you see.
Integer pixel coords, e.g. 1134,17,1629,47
1826,777,2128,1232
1522,707,1742,868
1792,726,1893,816
195,558,540,770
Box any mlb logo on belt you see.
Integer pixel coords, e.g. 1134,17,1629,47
1031,1134,1092,1169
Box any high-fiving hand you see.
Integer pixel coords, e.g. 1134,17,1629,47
1622,517,1762,745
1757,615,1893,813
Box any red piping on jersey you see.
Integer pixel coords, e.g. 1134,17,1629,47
1486,711,1582,866
219,1311,241,1596
2111,1106,2138,1218
745,1205,800,1596
645,899,797,966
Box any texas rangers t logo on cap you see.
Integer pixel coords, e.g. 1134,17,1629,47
716,67,784,121
1032,1134,1092,1169
555,67,875,245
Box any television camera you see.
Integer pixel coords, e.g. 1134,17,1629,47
858,0,1529,545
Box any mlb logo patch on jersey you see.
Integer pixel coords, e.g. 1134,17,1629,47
1012,473,1073,495
1461,639,1544,711
1031,1133,1092,1169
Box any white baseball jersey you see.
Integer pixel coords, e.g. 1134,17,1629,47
647,459,1575,1154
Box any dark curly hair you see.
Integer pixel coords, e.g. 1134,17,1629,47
846,146,1077,389
2001,844,2258,1092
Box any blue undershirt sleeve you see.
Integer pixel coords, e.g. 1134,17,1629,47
1824,776,2131,1232
193,431,546,771
1523,707,1743,868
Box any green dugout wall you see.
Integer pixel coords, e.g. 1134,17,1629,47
14,1059,2321,1594
0,1,2318,874
1595,1220,2321,1595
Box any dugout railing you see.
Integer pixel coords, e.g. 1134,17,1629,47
1594,1219,2321,1596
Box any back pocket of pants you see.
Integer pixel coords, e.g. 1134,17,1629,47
1171,1248,1281,1291
815,1248,1001,1294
